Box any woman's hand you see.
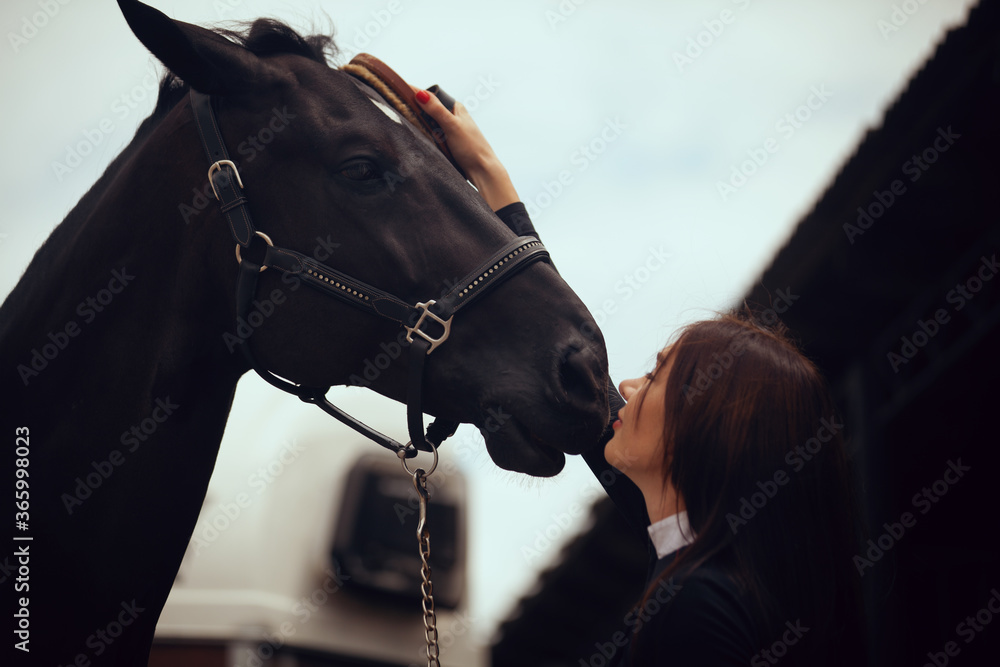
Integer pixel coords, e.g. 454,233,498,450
413,87,520,210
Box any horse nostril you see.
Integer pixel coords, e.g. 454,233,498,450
557,342,602,408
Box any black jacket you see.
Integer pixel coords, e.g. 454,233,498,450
586,387,764,666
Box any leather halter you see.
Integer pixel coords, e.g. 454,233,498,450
188,82,549,459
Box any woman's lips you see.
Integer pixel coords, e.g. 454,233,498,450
612,402,629,430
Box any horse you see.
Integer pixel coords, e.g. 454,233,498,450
0,1,609,664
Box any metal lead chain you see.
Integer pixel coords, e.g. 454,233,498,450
413,469,440,667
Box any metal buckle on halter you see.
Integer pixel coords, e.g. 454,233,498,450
208,160,244,200
405,301,452,355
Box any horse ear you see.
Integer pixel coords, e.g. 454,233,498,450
118,0,282,95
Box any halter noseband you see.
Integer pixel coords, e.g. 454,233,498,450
188,85,549,459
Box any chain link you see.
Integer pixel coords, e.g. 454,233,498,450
412,470,440,667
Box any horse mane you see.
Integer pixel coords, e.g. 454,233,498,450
0,18,338,333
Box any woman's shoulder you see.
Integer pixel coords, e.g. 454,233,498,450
637,555,762,664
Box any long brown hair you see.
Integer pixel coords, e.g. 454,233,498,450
630,307,866,665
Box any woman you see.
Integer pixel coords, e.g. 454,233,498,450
414,90,867,666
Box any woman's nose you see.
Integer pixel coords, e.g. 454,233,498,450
619,376,643,400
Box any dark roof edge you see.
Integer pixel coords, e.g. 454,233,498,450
744,0,993,300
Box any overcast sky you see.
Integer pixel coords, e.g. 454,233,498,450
0,0,979,651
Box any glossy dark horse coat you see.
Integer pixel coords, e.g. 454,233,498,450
0,1,608,663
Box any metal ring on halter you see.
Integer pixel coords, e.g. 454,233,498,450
235,231,274,272
398,439,438,477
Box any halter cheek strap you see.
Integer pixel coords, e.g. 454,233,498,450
191,92,257,248
189,89,550,458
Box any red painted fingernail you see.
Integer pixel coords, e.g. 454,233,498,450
415,90,431,104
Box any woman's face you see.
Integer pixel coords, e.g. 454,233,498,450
605,348,672,488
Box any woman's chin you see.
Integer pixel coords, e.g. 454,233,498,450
603,433,630,471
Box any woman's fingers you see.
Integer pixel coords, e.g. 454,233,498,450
412,86,456,128
412,87,520,209
414,88,488,166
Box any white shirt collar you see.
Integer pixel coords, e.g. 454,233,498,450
647,511,695,559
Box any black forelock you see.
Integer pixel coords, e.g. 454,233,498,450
218,18,338,65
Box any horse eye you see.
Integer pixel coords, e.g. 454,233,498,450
338,160,380,181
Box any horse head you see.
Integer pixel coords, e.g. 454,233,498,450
119,0,610,476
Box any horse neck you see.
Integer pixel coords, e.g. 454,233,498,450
1,93,243,437
0,93,274,665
